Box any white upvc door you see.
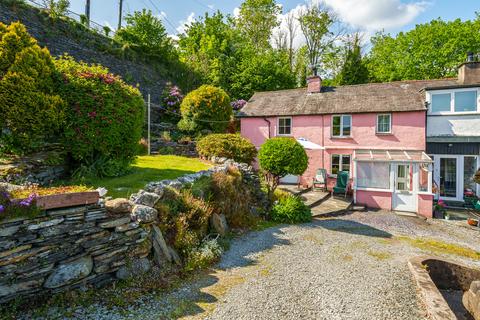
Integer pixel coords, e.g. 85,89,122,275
432,155,463,202
392,163,418,212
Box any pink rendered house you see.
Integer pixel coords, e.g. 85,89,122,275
238,75,458,218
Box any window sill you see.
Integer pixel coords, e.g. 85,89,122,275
376,132,393,136
355,187,392,193
331,136,352,139
428,111,480,116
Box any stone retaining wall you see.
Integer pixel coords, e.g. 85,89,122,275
0,161,265,304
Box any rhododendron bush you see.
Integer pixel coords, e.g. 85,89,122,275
56,56,144,177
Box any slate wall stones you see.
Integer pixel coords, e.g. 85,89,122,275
0,203,150,303
0,160,265,304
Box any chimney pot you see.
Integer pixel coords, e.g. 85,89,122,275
307,75,322,94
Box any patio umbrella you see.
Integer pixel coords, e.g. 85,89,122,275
296,138,324,150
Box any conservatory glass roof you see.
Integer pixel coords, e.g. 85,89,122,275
353,150,433,163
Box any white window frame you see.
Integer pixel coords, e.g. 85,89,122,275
331,154,351,176
376,113,392,134
427,88,480,115
331,115,352,138
277,117,292,136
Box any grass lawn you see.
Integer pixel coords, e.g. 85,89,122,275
83,155,211,199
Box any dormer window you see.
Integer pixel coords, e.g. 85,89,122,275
429,89,479,114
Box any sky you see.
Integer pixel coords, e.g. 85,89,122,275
68,0,479,45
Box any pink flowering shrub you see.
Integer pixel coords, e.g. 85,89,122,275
55,56,144,177
160,82,184,123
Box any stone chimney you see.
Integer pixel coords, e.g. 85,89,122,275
307,75,322,94
458,53,480,84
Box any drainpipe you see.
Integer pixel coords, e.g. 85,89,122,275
322,114,325,169
263,117,272,138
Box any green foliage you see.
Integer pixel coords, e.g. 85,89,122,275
210,166,257,228
270,194,312,224
230,48,296,99
236,0,280,50
43,0,70,19
156,188,214,260
114,9,174,60
55,56,144,177
184,238,223,271
0,192,43,221
196,134,257,164
367,17,480,82
178,85,232,134
0,22,65,154
190,175,214,200
338,34,369,85
258,137,308,198
298,3,335,68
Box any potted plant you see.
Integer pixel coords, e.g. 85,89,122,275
433,200,447,219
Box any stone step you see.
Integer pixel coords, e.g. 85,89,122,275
311,196,354,217
299,191,330,208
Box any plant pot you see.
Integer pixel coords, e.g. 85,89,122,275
433,209,445,219
467,218,478,227
31,191,99,210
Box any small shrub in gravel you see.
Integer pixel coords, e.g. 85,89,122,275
270,194,312,224
184,238,223,271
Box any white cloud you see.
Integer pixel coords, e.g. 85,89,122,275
176,12,196,34
233,7,241,18
159,11,167,18
272,4,307,49
208,4,214,10
322,0,429,31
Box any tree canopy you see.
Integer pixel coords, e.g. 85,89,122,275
367,16,480,82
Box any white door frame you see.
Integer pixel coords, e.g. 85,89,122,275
392,162,418,212
432,155,464,202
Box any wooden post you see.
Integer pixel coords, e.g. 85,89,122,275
147,94,151,155
85,0,90,27
118,0,123,31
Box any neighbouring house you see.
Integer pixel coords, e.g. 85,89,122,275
238,72,469,217
426,58,480,204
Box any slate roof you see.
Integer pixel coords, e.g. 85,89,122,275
238,79,459,117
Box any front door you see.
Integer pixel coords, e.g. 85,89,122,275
440,157,457,199
393,164,417,212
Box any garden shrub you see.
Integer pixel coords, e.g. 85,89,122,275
258,137,308,200
210,166,257,228
178,85,232,134
0,191,42,221
184,238,223,272
270,194,312,224
0,22,65,154
190,175,214,200
196,134,257,164
55,56,144,177
156,188,214,260
160,83,183,123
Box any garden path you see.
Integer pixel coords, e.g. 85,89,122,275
60,211,480,320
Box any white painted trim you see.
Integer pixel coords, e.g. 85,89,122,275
427,88,480,115
376,113,392,134
355,187,393,193
276,116,292,136
331,114,352,138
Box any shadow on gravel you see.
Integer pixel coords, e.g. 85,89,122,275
308,218,393,238
218,225,291,270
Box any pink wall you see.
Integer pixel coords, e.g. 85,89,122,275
356,190,392,211
240,111,426,184
418,194,433,218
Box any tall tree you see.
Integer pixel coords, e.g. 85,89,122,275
367,16,480,82
114,9,173,58
298,2,343,74
236,0,281,50
338,34,369,85
286,12,297,71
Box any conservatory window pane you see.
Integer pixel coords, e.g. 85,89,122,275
431,93,451,112
419,163,429,192
455,91,477,112
357,162,390,189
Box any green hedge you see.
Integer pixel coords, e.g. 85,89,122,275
55,56,144,177
196,134,257,164
0,22,65,153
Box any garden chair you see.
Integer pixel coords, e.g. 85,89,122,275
312,169,327,191
332,171,350,198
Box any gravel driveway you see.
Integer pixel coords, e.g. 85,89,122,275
38,211,480,320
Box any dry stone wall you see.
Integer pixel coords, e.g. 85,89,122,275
0,160,266,304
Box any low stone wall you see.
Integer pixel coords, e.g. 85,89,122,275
0,160,265,304
151,139,197,157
